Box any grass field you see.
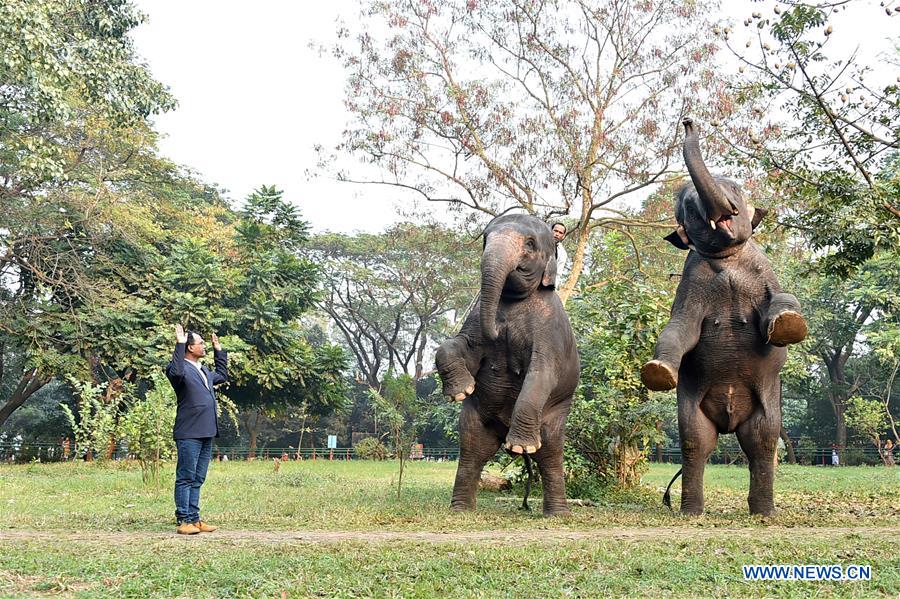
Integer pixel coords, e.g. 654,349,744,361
1,460,898,597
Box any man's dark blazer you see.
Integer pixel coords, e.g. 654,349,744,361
165,343,228,440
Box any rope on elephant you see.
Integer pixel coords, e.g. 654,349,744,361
521,453,534,511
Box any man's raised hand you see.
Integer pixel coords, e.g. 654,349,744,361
211,333,222,352
175,324,188,344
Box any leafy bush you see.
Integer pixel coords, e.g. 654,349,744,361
354,437,388,461
60,378,127,461
567,254,674,488
119,373,176,486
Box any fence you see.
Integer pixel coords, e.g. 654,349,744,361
647,445,887,466
0,442,461,464
0,442,888,466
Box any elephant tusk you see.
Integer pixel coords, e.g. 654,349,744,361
709,219,717,230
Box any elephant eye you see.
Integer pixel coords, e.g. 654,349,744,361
525,238,536,251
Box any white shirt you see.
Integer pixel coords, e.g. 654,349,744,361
184,359,209,389
556,243,568,284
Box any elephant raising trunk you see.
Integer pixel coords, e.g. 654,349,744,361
682,118,737,225
479,230,522,342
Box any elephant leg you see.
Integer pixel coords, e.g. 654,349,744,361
533,406,571,517
435,335,478,401
642,309,703,392
679,398,718,516
504,369,555,454
763,293,807,347
451,398,502,511
736,397,781,516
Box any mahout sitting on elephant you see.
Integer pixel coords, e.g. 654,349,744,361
641,118,808,516
435,214,579,516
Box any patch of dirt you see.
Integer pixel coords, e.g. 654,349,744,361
1,526,897,546
0,572,93,596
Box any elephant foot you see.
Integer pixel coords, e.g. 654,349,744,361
767,310,807,347
543,505,571,518
748,501,775,517
679,506,704,516
450,499,476,512
503,438,541,455
641,360,677,391
441,370,476,402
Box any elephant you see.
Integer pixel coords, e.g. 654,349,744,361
435,214,580,516
640,118,808,516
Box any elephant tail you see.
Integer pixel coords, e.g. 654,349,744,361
662,468,683,510
520,454,534,512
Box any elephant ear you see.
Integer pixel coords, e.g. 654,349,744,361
541,253,557,289
664,230,690,250
751,206,769,230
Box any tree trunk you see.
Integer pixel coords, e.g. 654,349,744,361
823,351,856,460
242,409,262,460
558,224,589,305
834,404,847,457
106,434,116,460
0,369,49,430
248,427,258,460
780,427,797,465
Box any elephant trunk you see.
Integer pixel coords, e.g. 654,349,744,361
682,118,737,223
480,232,519,342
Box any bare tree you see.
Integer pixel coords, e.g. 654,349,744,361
313,223,478,388
330,0,727,301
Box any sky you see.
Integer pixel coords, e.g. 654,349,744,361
130,1,898,235
130,0,404,234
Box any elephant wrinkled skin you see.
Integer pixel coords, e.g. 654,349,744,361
641,118,808,517
436,214,579,517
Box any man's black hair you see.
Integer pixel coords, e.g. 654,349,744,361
185,331,199,348
551,222,567,233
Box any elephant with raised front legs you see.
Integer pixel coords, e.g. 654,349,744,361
641,118,808,517
436,214,579,517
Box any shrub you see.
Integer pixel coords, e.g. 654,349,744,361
354,437,388,460
60,377,127,461
119,372,176,487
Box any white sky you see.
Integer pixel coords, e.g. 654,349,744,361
130,1,897,235
131,0,407,234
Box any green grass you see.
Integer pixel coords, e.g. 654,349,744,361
1,461,898,597
2,460,897,531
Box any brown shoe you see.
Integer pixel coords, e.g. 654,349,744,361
194,521,218,533
176,522,200,535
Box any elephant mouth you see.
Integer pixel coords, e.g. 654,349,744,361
713,214,735,238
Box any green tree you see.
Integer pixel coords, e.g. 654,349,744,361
0,0,182,429
786,249,900,456
1,0,175,189
220,187,349,457
314,222,476,451
845,394,896,467
723,2,899,273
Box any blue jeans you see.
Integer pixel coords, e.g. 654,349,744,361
174,437,213,524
